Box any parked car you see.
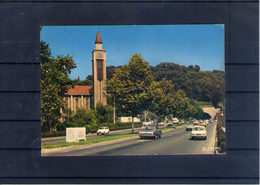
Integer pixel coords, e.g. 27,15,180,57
179,120,185,124
139,126,162,139
186,123,193,131
172,118,179,124
184,120,189,124
191,126,207,140
167,120,173,127
158,122,165,127
97,127,109,135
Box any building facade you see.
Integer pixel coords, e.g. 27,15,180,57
64,31,107,112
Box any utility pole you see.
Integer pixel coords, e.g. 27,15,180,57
113,99,116,124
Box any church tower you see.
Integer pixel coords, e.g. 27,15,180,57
92,31,107,108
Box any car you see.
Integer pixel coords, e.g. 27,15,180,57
200,122,207,127
179,120,185,124
193,120,199,126
142,121,153,129
189,120,194,124
97,127,109,135
172,118,179,124
167,120,173,127
191,126,207,140
186,123,193,131
184,120,189,124
139,126,162,139
158,122,165,127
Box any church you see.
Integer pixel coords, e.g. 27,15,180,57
64,31,107,112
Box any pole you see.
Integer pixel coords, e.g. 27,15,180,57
113,99,116,124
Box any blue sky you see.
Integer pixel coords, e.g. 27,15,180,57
41,25,224,80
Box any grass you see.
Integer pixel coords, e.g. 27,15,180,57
42,133,138,149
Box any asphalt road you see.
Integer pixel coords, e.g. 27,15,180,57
42,121,217,156
41,127,143,145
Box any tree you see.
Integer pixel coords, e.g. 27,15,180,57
70,108,98,127
107,53,154,133
148,79,175,120
95,103,113,124
40,41,76,132
40,41,51,64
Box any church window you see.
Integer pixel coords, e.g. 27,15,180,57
97,60,103,80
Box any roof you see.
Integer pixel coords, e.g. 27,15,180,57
66,86,93,95
95,31,102,44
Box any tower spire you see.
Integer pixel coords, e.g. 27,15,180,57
95,31,102,44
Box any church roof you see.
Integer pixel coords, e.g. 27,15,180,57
66,86,93,95
95,31,102,44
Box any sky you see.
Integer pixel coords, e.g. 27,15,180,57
41,25,224,80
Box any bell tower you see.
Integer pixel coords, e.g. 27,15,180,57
92,31,107,108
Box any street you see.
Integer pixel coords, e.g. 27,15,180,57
42,121,217,156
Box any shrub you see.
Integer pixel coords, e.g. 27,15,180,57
95,103,113,124
71,108,98,126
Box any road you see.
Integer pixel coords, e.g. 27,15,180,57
41,127,143,145
42,121,217,156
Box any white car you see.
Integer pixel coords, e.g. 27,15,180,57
172,118,179,124
200,121,207,127
166,120,173,127
191,126,207,140
186,123,193,131
97,127,109,135
158,122,165,127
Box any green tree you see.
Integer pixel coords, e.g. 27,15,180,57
95,103,113,124
107,53,154,133
151,62,224,105
70,108,98,126
40,41,76,132
74,75,93,86
40,41,51,64
148,79,175,120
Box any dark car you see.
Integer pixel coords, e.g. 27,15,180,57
139,126,162,139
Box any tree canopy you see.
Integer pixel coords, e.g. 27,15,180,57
103,62,224,107
40,41,76,132
107,53,154,132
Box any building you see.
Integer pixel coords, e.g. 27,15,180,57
117,117,141,123
64,31,107,112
